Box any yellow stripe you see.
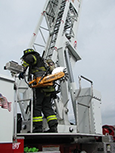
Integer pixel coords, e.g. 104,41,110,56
47,115,57,122
33,116,43,122
33,116,42,119
22,61,29,67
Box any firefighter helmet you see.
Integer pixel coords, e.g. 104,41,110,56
21,48,37,59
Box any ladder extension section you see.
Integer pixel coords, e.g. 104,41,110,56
45,0,66,58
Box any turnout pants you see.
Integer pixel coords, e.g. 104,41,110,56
33,88,58,129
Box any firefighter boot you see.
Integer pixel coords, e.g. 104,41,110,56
33,125,43,133
33,128,43,133
50,124,58,133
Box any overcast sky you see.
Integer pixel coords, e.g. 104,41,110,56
0,0,115,126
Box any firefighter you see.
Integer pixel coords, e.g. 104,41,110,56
19,48,58,133
45,59,55,73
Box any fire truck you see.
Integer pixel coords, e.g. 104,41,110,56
0,0,115,152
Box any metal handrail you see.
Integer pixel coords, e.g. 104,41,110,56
76,75,93,133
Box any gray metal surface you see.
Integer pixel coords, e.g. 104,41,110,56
17,132,103,138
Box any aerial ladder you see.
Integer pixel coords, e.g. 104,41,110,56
18,0,101,134
4,0,108,152
5,0,102,135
